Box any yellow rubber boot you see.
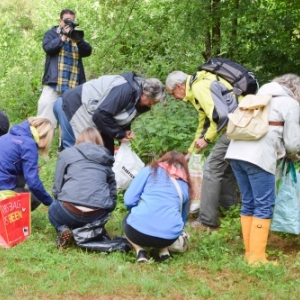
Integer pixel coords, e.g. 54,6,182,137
248,217,271,265
240,215,253,261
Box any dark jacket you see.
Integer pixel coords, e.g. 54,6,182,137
0,109,9,136
41,26,92,85
0,121,53,206
62,72,149,139
52,142,117,211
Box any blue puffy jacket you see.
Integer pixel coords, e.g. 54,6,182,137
0,120,53,206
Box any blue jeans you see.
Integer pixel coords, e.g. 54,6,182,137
53,97,76,149
48,200,109,233
230,160,275,219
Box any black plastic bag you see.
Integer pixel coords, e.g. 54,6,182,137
72,217,132,254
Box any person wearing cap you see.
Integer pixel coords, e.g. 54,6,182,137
0,110,10,136
53,72,166,154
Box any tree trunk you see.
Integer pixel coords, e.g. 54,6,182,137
203,30,211,61
211,0,221,56
229,0,239,58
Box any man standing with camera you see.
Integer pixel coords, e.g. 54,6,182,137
37,8,92,132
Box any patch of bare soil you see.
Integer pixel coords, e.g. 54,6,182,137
268,231,300,255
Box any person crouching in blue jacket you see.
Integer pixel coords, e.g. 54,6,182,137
0,117,54,211
123,151,191,263
48,127,117,248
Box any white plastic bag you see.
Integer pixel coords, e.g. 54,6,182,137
188,153,205,214
168,230,190,253
112,142,145,190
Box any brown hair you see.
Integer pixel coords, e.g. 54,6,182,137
150,151,192,192
28,117,54,160
60,9,75,19
75,127,104,146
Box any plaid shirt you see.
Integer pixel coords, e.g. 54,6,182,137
55,34,80,93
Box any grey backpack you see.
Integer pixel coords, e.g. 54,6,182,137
198,57,259,96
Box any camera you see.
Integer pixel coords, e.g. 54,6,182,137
62,18,84,41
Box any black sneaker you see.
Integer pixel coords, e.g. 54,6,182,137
136,250,148,263
158,253,171,262
56,227,72,249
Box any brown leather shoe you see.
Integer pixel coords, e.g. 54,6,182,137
56,227,72,249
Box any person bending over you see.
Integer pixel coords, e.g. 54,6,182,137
166,70,241,230
225,74,300,265
0,117,54,211
53,72,165,154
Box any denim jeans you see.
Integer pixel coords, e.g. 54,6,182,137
230,159,275,219
48,200,109,233
53,97,76,149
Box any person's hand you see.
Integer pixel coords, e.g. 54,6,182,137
118,131,136,143
125,130,136,139
195,138,208,150
61,34,67,42
286,153,300,161
63,25,71,34
185,152,191,162
60,25,71,41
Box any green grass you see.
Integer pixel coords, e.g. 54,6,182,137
1,140,300,300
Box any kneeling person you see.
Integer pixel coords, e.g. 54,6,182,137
123,151,191,262
48,127,117,248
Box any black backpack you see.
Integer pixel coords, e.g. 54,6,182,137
198,57,259,96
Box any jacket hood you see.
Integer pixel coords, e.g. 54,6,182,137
257,82,294,98
120,72,143,89
75,142,115,166
120,72,143,99
10,120,32,138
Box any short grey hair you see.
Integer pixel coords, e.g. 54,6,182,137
142,78,166,103
272,73,300,102
165,71,189,90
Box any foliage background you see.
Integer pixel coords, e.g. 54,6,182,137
1,1,300,299
1,0,300,157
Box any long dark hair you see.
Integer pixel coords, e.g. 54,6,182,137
150,151,192,192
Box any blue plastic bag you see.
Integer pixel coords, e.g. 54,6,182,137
271,161,300,235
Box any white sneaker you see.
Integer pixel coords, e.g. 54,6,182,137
189,201,200,214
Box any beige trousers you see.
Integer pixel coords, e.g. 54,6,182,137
37,85,61,127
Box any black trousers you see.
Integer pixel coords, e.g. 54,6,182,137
122,214,177,248
15,176,41,211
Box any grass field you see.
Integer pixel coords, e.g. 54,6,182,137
1,142,300,300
